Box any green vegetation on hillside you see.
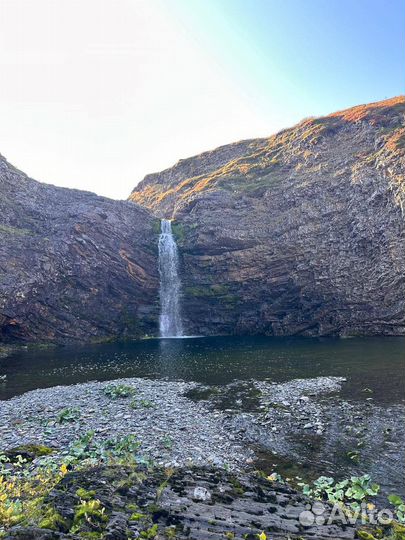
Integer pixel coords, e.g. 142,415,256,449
129,96,405,214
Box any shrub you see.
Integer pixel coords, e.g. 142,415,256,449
103,384,135,399
57,407,81,424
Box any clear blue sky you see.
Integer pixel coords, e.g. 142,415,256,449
172,0,404,119
0,0,403,199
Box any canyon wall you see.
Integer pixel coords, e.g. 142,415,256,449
0,156,159,342
131,97,405,337
1,97,404,343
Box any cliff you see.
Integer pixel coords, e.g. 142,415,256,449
1,97,404,343
0,156,159,342
130,97,405,337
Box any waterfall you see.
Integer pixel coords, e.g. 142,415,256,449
158,219,184,337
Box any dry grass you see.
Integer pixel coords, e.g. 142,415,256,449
328,96,405,123
130,96,405,212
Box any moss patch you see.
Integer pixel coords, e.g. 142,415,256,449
185,284,229,297
152,219,161,235
39,506,68,531
5,444,55,461
171,221,185,243
0,224,32,236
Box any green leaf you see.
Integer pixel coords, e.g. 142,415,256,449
335,479,349,489
388,494,404,506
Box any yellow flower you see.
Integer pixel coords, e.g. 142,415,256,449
258,532,267,540
60,463,68,476
367,503,375,511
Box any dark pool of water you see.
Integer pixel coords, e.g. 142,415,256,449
0,336,404,403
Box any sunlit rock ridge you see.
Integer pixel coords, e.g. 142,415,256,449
130,96,405,338
0,96,404,343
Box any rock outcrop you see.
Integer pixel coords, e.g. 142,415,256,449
0,156,159,342
1,97,404,343
130,97,405,337
4,465,361,539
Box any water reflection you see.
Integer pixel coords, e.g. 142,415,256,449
0,336,404,402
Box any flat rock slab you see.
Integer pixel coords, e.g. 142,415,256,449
5,465,358,540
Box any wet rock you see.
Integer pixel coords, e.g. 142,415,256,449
104,512,129,540
221,377,405,499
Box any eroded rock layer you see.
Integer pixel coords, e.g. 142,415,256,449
131,97,405,337
0,156,159,342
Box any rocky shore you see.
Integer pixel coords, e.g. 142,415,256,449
0,378,253,470
1,376,404,539
1,375,404,495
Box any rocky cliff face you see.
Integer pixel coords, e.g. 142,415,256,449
2,97,404,344
0,156,159,342
130,97,405,337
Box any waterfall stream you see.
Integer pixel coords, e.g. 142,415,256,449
158,219,184,337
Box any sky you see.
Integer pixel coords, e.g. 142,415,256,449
0,0,403,200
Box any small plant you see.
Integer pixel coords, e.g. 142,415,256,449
346,450,360,463
299,475,380,510
0,457,67,530
388,494,405,523
71,498,108,533
165,525,177,538
38,506,67,531
104,434,141,459
103,384,135,399
67,431,96,461
130,511,145,521
345,475,380,504
140,523,159,539
57,407,81,424
266,472,284,484
130,399,156,409
0,480,24,529
65,432,141,465
162,435,173,450
76,487,96,500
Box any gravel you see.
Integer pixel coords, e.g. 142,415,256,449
0,377,253,469
2,374,403,498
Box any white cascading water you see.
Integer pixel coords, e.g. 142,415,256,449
158,219,184,338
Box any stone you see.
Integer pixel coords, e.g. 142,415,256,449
192,486,211,501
